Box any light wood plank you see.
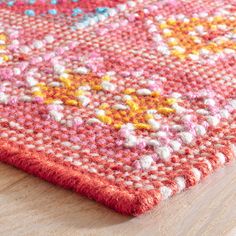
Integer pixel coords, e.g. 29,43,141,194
0,161,235,236
0,164,27,191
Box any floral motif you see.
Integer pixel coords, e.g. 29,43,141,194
156,13,236,59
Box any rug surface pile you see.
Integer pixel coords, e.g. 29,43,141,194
0,0,235,215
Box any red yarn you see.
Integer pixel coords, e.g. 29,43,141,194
0,0,235,215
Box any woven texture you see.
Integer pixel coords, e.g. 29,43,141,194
0,0,235,215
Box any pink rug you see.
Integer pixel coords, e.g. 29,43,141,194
0,0,235,215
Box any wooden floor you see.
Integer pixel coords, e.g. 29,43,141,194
0,162,236,236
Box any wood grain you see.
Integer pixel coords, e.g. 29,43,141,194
0,161,236,236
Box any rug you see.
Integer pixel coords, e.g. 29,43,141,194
0,0,235,216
